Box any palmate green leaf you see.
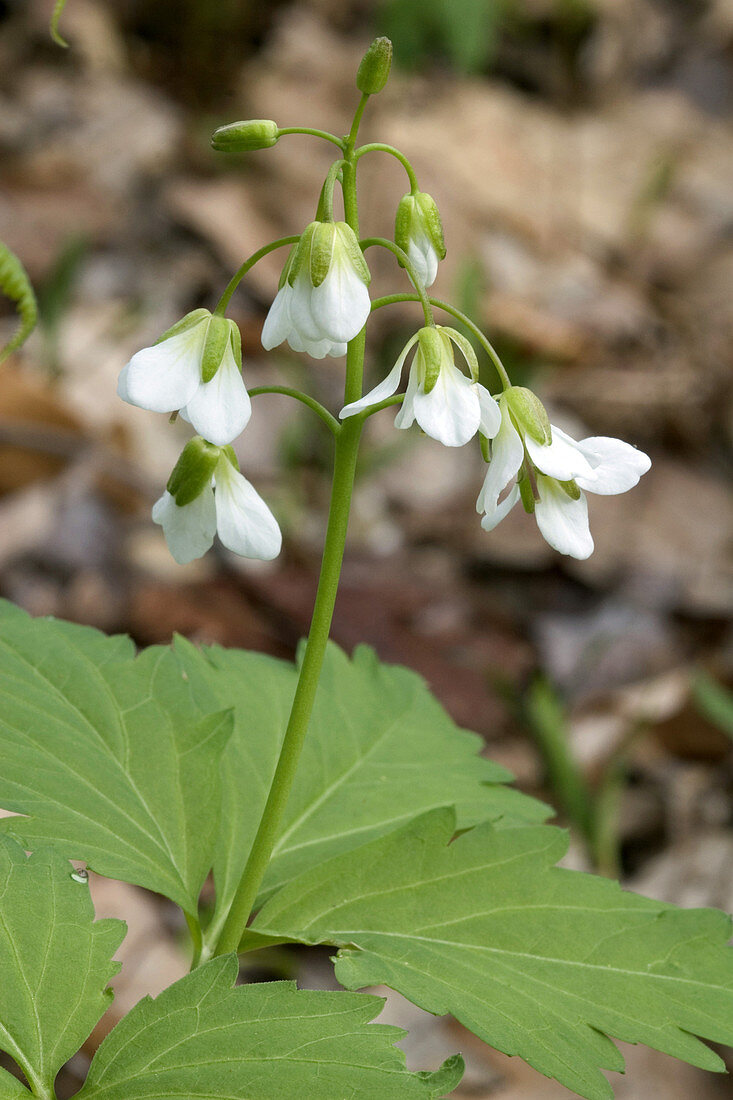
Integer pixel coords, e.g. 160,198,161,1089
0,836,124,1098
250,809,733,1100
0,1070,29,1099
173,639,548,941
0,601,232,915
77,955,464,1099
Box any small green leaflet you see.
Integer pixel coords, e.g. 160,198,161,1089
174,639,548,943
0,837,124,1098
0,601,232,915
0,242,38,365
77,955,464,1099
250,809,733,1100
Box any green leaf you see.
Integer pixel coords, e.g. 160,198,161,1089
0,1070,30,1099
173,639,548,944
77,955,462,1099
693,670,733,740
251,809,733,1100
0,836,124,1098
0,601,233,915
0,241,38,365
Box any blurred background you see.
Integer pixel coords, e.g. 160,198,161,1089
1,0,733,1095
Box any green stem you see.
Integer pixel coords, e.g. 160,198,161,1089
185,910,203,970
371,292,512,390
212,95,369,959
214,236,300,315
354,142,419,192
321,159,348,222
360,239,434,326
277,127,345,150
249,386,340,435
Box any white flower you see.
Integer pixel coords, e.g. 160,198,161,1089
477,391,652,559
340,325,501,448
261,221,370,359
118,310,250,446
153,440,281,564
394,191,446,288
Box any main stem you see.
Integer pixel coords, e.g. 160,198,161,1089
212,102,368,959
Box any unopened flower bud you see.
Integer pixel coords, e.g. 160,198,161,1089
504,386,552,446
395,192,446,287
356,37,393,95
211,119,279,152
166,437,221,507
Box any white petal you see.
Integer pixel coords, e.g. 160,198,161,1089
214,463,282,560
476,406,524,514
116,363,130,401
152,487,216,564
340,334,419,419
480,483,521,532
261,286,293,350
182,343,251,445
407,236,438,288
412,359,481,447
394,361,420,430
123,325,206,413
534,474,594,559
310,257,371,344
289,273,325,341
325,341,347,358
286,330,334,359
477,384,501,438
525,424,596,481
575,436,651,495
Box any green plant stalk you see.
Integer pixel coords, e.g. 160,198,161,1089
354,142,419,192
214,235,300,316
371,292,512,390
212,102,369,959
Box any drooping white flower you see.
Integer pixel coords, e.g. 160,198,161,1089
394,191,446,288
340,325,501,448
477,388,652,559
119,310,250,446
152,438,281,564
261,221,370,359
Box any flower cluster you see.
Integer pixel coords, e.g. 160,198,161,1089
119,86,649,567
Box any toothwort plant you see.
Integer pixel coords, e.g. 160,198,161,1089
0,36,731,1100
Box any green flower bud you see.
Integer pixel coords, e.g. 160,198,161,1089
155,308,210,346
334,222,371,286
356,37,393,95
395,193,446,262
166,437,221,507
211,119,279,152
504,386,552,446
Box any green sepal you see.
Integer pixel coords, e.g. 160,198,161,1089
394,194,416,259
279,245,297,289
505,386,552,446
479,432,491,464
211,119,279,152
166,438,221,506
518,469,536,514
444,327,479,382
558,479,581,500
417,326,446,394
218,444,239,472
200,314,232,383
287,223,317,286
228,320,242,369
155,308,210,346
415,192,446,259
356,36,393,95
310,222,336,288
335,222,371,286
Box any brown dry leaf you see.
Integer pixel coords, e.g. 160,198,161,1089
0,367,85,495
